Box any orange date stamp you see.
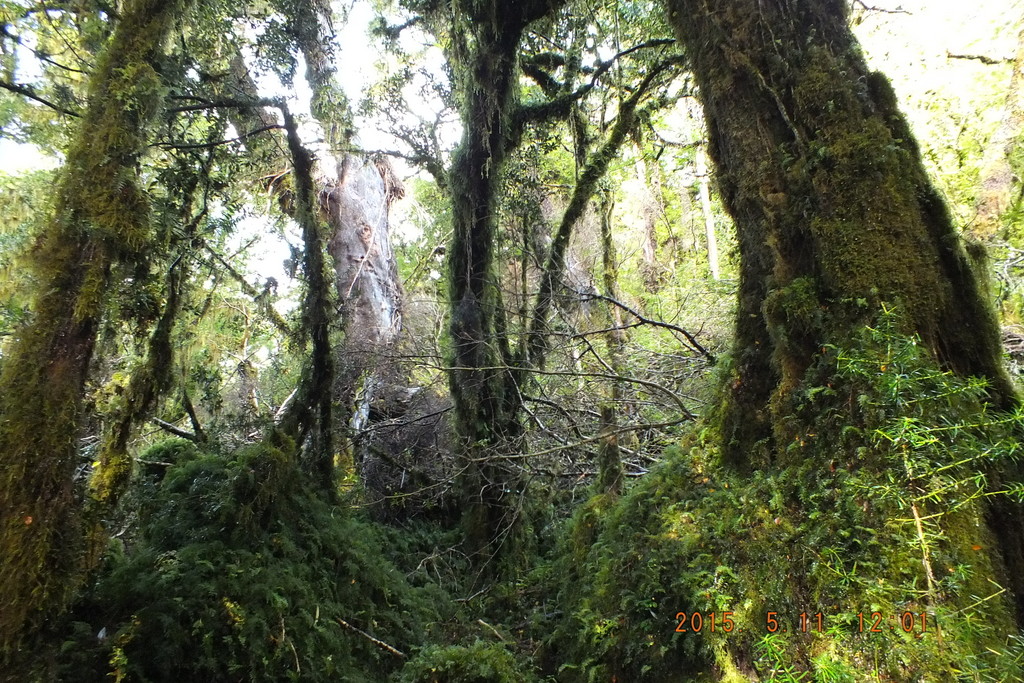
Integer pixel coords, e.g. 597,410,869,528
673,611,929,636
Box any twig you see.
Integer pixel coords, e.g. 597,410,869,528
456,586,490,603
335,618,405,658
477,619,506,642
852,0,911,13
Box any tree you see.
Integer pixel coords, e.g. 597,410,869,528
973,14,1024,238
665,0,1024,620
0,0,193,651
441,0,566,561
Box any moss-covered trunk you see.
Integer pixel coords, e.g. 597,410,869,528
445,0,564,561
0,0,190,653
447,12,528,560
665,0,1024,619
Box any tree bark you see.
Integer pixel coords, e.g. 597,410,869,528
665,0,1024,621
328,155,405,461
666,0,1014,460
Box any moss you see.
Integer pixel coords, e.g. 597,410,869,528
0,0,193,657
546,311,1023,682
48,437,436,682
398,641,534,683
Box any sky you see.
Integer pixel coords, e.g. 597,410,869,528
4,0,1020,173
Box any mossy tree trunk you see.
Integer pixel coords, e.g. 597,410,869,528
445,0,564,561
664,0,1024,619
0,0,191,653
598,186,625,496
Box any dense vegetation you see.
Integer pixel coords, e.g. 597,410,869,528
3,0,1024,680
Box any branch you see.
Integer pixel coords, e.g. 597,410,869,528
947,51,1010,65
201,242,296,340
165,95,285,114
0,78,80,117
152,124,284,150
181,389,206,443
522,61,677,372
335,618,405,658
515,40,678,128
584,292,717,364
433,361,697,422
151,418,199,442
851,0,911,13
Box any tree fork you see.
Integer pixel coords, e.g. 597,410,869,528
445,0,567,563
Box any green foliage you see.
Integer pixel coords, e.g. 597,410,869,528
50,436,434,682
546,307,1023,682
398,641,534,683
0,170,54,341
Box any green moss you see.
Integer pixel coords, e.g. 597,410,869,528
0,0,193,657
546,310,1023,682
48,436,436,682
398,641,533,683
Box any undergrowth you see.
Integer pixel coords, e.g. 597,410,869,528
544,307,1024,682
43,433,440,682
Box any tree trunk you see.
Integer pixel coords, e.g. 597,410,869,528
694,143,720,280
0,0,191,653
447,13,531,561
328,155,405,462
632,146,665,292
445,0,566,561
226,47,404,483
598,186,625,496
666,0,1014,459
665,0,1024,621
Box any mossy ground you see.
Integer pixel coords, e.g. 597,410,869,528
41,436,438,682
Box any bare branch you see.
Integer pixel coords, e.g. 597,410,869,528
851,0,911,13
151,418,199,442
583,292,716,364
0,79,80,117
335,618,405,658
947,51,1010,65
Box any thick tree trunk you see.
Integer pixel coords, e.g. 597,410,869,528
666,0,1013,461
0,0,191,653
328,155,404,459
665,0,1024,621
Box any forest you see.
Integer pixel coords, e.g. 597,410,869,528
3,0,1024,680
